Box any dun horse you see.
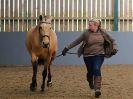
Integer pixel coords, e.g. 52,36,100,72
25,15,58,92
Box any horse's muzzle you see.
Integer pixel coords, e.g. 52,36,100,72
42,42,49,48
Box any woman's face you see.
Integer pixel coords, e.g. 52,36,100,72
88,21,98,32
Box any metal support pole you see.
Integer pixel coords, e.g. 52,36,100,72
114,0,118,31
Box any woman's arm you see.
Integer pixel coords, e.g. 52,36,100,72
62,30,87,56
66,31,87,49
100,29,118,50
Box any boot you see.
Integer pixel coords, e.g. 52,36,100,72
87,77,94,89
94,76,102,98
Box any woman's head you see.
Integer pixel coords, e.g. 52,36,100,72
88,19,101,32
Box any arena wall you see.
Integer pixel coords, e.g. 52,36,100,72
0,32,132,65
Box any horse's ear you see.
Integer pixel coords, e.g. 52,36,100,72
39,15,43,21
49,16,53,21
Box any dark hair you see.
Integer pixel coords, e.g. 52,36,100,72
98,20,101,29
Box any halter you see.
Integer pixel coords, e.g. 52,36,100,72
39,21,51,24
38,21,52,56
41,35,50,40
38,21,51,41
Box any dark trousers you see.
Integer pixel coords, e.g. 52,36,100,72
83,55,104,79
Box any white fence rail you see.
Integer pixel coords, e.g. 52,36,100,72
118,0,133,31
0,0,133,32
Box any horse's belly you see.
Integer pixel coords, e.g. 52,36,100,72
33,48,49,59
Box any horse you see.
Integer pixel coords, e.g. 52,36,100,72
25,15,58,92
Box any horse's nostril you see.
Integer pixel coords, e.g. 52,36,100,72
43,42,45,46
43,45,47,48
42,42,48,48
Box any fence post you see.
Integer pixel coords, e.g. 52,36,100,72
114,0,118,31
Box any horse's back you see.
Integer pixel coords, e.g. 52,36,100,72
50,29,58,57
25,26,36,54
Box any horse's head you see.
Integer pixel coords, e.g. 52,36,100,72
38,15,53,48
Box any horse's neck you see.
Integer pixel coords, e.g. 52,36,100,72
32,26,40,45
49,30,57,46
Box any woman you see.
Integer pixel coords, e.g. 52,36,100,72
62,19,118,98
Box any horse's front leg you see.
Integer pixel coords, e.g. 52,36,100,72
30,56,38,91
41,66,47,92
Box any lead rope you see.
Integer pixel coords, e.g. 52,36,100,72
55,51,77,58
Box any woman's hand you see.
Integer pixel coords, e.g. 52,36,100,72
111,49,118,55
62,47,69,56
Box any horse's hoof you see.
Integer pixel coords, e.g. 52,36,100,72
30,83,37,91
41,87,45,92
41,89,44,92
41,85,45,92
47,81,52,87
30,85,36,91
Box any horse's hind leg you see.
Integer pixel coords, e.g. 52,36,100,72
41,59,51,92
30,60,38,91
41,66,47,92
47,63,52,87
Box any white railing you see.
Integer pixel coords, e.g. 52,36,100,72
0,0,133,32
118,0,133,31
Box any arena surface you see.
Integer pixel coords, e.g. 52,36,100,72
0,64,133,99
